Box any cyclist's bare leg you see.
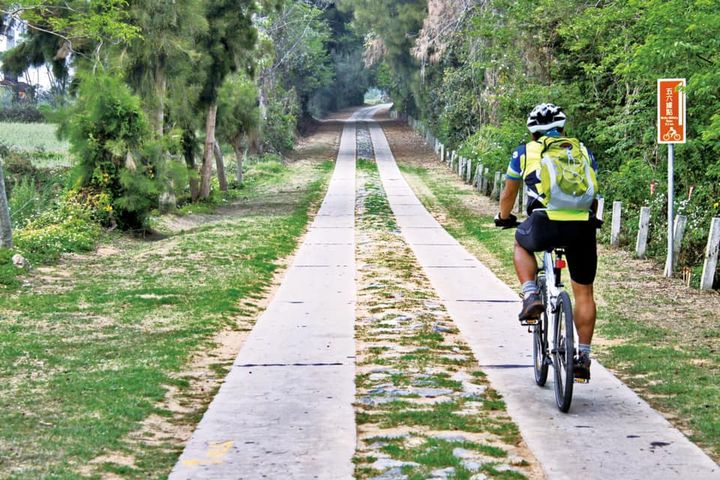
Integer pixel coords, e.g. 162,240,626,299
570,281,596,345
514,241,537,284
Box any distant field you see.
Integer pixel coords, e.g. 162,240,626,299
0,122,68,153
0,122,71,167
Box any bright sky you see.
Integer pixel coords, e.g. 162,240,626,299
0,23,53,89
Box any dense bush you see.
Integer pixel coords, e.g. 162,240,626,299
262,93,298,154
62,74,161,230
0,248,19,288
13,192,103,264
0,105,45,123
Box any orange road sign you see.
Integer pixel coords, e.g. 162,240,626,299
658,78,686,144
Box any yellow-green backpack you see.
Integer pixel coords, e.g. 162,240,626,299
539,136,597,212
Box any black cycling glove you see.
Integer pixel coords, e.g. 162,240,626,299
494,213,519,228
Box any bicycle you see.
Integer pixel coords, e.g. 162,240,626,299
495,214,585,412
531,248,577,413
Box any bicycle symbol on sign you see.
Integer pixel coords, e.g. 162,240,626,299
663,127,682,142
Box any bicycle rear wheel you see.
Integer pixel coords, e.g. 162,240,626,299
553,291,574,412
532,278,549,386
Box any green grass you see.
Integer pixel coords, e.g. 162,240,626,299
399,160,720,461
0,122,68,154
0,159,332,478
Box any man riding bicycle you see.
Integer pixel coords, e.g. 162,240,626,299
494,103,599,382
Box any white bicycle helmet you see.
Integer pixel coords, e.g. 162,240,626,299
527,103,567,133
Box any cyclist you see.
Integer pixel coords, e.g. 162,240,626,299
494,103,599,382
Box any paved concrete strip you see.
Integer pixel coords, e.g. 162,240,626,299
169,117,360,480
367,117,719,480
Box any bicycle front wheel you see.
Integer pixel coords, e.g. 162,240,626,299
553,291,574,412
533,278,549,386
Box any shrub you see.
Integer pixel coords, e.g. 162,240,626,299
0,105,45,123
262,92,298,154
14,193,103,264
63,74,157,230
0,248,19,288
8,176,55,228
458,122,527,174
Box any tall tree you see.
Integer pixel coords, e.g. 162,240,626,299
124,0,207,136
217,73,259,185
197,0,266,200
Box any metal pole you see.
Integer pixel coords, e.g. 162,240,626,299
666,144,674,277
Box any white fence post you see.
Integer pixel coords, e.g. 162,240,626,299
635,207,651,258
491,171,502,200
611,201,622,247
664,215,688,276
466,160,473,183
440,144,445,163
700,217,720,290
474,164,482,189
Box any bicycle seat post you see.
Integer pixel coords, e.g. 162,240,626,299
554,249,566,288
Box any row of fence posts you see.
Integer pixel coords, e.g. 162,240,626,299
403,114,720,290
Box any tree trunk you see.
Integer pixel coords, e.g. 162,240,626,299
213,140,228,192
0,159,13,248
154,61,167,136
200,102,218,200
183,128,200,202
232,137,245,185
257,71,268,155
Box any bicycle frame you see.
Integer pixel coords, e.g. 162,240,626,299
538,249,564,316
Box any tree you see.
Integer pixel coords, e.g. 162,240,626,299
1,0,140,69
196,0,266,200
123,0,207,136
64,74,156,230
217,73,259,185
263,1,333,123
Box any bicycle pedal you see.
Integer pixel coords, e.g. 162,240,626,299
574,378,590,384
521,319,539,327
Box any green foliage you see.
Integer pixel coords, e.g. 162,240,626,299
63,74,157,230
367,0,720,270
0,248,19,287
459,123,527,175
217,73,259,146
8,176,55,228
14,192,103,264
0,105,46,123
263,88,298,153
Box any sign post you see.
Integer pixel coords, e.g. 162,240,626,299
658,78,686,277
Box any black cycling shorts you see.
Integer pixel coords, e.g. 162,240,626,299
515,211,598,285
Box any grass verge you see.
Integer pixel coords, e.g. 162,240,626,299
0,158,333,479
